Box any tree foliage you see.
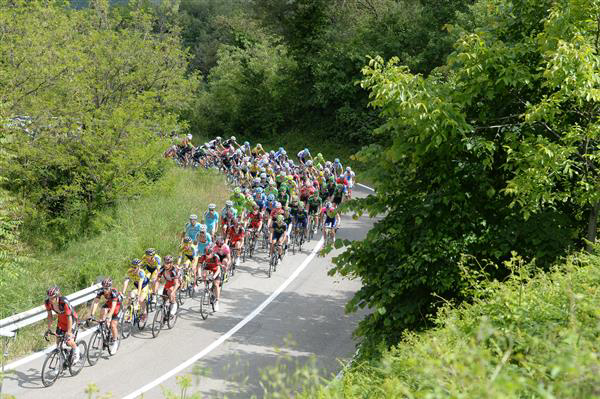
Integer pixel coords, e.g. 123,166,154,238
0,0,198,247
332,0,600,356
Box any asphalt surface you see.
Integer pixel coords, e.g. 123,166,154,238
2,186,375,398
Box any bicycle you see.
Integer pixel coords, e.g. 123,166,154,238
268,242,283,277
198,265,220,320
178,264,196,300
293,226,306,253
151,294,179,338
41,323,87,387
245,229,258,258
86,318,120,366
324,225,335,246
120,290,150,339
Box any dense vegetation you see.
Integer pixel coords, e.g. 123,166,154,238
0,0,598,395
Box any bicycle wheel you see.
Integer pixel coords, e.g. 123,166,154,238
121,305,134,339
107,333,120,356
167,302,178,329
151,307,164,338
187,277,196,299
242,245,247,263
176,290,184,307
137,308,148,331
199,287,210,320
69,340,87,376
87,331,103,366
41,349,62,387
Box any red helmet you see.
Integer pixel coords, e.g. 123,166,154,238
47,285,60,298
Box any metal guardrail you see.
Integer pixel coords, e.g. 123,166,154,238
0,283,102,338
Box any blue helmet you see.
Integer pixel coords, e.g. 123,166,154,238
244,141,250,147
267,194,275,201
334,158,340,163
255,187,264,194
304,148,309,154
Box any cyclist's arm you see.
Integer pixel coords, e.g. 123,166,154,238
65,314,73,337
123,278,129,294
89,297,100,318
46,309,53,331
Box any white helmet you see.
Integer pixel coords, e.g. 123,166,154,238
187,134,193,140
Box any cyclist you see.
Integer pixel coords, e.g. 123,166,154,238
343,166,355,198
177,236,198,287
89,278,122,353
294,202,309,243
269,214,288,264
332,158,344,177
226,219,245,268
198,244,222,312
297,148,312,165
221,200,238,231
44,286,80,363
307,191,323,232
321,202,340,241
122,259,150,324
213,237,232,279
204,203,219,237
182,214,202,244
142,248,161,297
231,187,249,223
154,255,181,317
332,178,346,207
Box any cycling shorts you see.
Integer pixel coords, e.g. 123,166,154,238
296,219,308,228
102,303,122,320
324,216,337,228
309,205,320,215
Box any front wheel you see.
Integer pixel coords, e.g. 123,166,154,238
41,349,62,387
87,331,103,366
152,307,164,338
69,340,87,376
199,287,210,320
167,303,178,329
121,305,134,339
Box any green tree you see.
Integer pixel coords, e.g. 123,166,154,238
0,0,198,247
333,0,599,356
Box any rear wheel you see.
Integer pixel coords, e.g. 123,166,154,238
137,309,148,331
69,340,87,376
87,331,103,366
151,307,164,338
41,349,61,387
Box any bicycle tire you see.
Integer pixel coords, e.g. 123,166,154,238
121,305,134,339
87,330,103,366
107,333,120,356
137,309,148,331
167,302,178,329
151,307,164,338
199,287,210,320
69,340,87,376
41,349,61,387
176,290,184,307
187,280,196,299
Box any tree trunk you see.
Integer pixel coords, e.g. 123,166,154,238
586,201,599,252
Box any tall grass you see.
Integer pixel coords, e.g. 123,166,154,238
0,167,229,360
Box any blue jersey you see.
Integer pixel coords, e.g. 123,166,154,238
204,210,219,229
185,222,202,241
196,234,212,256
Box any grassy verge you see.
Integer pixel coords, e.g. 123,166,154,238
0,166,229,361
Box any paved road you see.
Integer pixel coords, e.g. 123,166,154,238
2,186,375,398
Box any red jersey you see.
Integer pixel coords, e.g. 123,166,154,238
45,296,78,331
230,227,245,244
96,288,123,313
199,254,221,273
270,208,284,219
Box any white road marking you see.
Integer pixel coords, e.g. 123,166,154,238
356,183,374,192
122,237,325,399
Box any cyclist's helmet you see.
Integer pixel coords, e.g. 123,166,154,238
102,278,113,288
255,187,264,194
276,214,284,222
200,224,207,232
225,200,233,207
233,187,241,194
47,285,60,298
346,166,352,172
215,237,224,246
131,258,142,266
254,177,261,184
187,133,193,140
298,202,305,209
257,143,263,149
325,201,333,208
304,148,309,154
189,214,198,221
267,194,275,201
230,135,236,142
208,203,216,210
334,158,340,163
276,202,282,209
306,160,313,166
317,152,323,158
145,248,156,256
260,172,267,179
216,136,222,142
281,150,287,156
260,167,266,173
183,237,192,243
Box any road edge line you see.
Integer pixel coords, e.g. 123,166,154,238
356,183,374,192
122,237,325,399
